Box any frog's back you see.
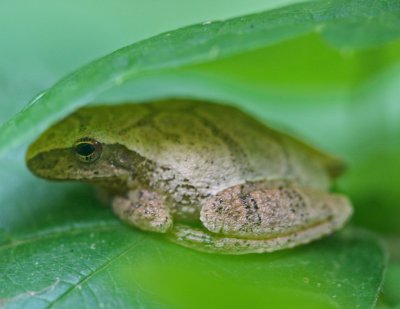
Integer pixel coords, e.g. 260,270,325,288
79,100,342,194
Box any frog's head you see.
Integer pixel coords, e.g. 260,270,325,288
26,107,135,184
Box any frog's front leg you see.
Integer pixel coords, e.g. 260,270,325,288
167,180,352,254
112,189,173,233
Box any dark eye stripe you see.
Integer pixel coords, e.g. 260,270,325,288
73,138,102,163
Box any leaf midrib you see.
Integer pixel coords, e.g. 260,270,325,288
46,237,146,309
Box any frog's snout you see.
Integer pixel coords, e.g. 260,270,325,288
26,151,61,179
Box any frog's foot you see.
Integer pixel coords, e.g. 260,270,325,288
112,189,173,233
167,221,338,254
168,180,352,254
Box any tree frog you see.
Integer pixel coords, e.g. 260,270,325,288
26,100,352,254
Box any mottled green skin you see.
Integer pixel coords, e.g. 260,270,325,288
27,100,352,254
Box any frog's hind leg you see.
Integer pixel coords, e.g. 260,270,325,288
112,189,173,233
168,180,352,254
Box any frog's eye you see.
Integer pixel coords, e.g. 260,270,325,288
73,138,102,163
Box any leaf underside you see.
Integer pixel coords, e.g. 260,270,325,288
0,0,399,155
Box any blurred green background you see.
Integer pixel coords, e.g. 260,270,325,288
0,0,399,308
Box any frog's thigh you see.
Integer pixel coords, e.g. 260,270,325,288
112,189,173,233
200,180,352,240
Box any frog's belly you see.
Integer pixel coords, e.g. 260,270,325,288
167,188,207,223
170,203,202,223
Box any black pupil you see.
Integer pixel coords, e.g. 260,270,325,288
76,143,96,157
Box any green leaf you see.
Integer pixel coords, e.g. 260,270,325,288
378,236,400,308
381,263,400,307
0,161,387,309
0,0,399,156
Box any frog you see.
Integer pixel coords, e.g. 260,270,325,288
26,99,352,254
